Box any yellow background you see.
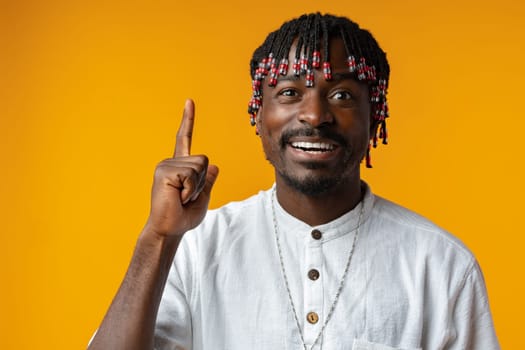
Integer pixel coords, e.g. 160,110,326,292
1,0,523,348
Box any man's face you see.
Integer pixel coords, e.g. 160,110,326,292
257,38,372,196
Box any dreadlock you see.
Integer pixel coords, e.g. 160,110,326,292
248,13,390,168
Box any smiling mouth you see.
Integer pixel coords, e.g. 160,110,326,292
290,141,336,153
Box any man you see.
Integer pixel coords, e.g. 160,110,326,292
89,13,499,350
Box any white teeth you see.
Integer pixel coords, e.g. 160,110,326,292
291,141,334,151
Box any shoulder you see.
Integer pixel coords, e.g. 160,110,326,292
369,193,476,268
364,193,488,301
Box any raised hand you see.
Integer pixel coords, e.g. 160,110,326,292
87,99,218,350
144,99,219,238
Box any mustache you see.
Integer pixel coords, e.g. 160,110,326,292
279,127,349,149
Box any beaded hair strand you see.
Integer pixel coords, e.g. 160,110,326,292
248,13,390,167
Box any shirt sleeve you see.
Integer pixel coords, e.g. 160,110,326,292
448,261,500,349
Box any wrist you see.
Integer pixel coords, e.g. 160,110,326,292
138,225,183,256
142,218,186,239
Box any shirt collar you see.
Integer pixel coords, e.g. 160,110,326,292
269,181,375,243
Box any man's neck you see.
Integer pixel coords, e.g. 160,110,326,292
274,177,363,227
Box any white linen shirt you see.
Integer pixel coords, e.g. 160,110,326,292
154,183,499,350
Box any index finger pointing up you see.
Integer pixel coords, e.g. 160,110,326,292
174,99,195,157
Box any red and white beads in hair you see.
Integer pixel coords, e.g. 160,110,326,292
300,54,308,74
252,79,261,96
366,65,377,81
347,55,357,73
248,54,275,127
258,58,269,78
269,67,279,87
278,58,289,76
370,87,380,103
266,53,274,70
378,79,387,96
248,96,262,126
322,61,332,80
292,58,301,76
305,69,314,87
357,57,367,81
312,50,321,68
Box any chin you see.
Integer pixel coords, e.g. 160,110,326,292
280,172,348,197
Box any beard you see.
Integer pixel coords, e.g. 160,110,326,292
267,126,356,197
278,169,351,196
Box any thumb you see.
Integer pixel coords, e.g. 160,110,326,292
202,164,219,197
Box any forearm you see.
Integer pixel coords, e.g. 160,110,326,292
88,230,182,350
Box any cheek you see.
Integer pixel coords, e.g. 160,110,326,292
350,105,372,140
257,103,287,137
256,109,276,150
339,115,370,139
259,125,279,153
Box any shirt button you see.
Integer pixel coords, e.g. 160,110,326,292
311,229,322,240
308,269,320,281
306,312,319,324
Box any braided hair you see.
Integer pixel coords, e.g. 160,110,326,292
248,13,390,168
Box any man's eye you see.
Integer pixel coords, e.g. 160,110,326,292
332,91,353,100
278,89,298,97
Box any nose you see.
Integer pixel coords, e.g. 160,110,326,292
298,93,334,127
